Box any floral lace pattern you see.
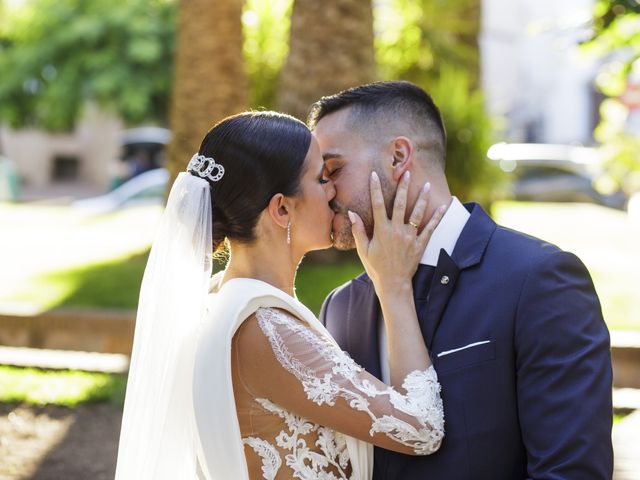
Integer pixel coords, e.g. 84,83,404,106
249,398,352,480
242,437,282,480
240,307,444,479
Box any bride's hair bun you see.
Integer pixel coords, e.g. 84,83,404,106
194,111,311,255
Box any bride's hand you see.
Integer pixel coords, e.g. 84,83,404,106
348,170,446,295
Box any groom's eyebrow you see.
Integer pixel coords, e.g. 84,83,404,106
322,151,342,162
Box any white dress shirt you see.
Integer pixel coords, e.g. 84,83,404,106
379,197,470,384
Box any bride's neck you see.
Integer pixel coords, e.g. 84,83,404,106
221,239,302,297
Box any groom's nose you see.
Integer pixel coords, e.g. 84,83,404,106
325,180,336,202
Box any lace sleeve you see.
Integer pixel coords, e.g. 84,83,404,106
235,307,444,456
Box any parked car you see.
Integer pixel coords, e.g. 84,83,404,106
487,143,627,210
109,127,171,190
74,168,168,215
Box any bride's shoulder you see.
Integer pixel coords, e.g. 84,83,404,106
238,307,309,340
234,307,307,357
249,307,303,327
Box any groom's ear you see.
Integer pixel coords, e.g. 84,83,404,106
267,193,290,229
389,136,414,182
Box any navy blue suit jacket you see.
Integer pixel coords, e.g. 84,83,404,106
320,203,613,479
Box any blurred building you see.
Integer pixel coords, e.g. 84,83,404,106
481,0,600,144
0,105,122,192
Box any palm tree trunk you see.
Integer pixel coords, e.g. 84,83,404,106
277,0,375,121
167,0,248,186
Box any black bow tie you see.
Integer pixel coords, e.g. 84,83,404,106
413,264,436,302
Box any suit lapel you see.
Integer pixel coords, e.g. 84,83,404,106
423,203,497,348
451,203,496,270
346,276,382,380
422,250,460,350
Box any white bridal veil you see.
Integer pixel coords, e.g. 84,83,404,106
115,172,213,479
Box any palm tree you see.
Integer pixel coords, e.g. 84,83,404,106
167,0,248,185
277,0,376,121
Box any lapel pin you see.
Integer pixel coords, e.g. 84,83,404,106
440,275,450,285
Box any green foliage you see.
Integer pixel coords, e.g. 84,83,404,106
0,366,126,406
375,1,497,204
591,0,640,35
0,0,292,128
0,0,175,131
242,0,292,110
582,1,640,185
429,67,500,205
595,99,640,193
375,0,480,87
583,1,640,97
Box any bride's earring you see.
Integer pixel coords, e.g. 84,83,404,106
287,221,291,245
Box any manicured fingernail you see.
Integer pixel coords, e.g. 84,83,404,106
371,171,378,181
347,210,356,224
423,182,431,193
439,204,447,213
404,171,410,181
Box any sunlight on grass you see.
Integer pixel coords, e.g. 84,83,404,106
1,248,364,315
0,203,162,312
0,366,126,407
2,250,149,311
1,201,636,331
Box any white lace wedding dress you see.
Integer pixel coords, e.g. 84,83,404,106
192,275,444,480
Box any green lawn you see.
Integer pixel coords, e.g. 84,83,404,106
0,366,126,407
0,201,637,330
4,250,150,311
0,203,163,314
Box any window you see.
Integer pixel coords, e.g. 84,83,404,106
52,156,79,182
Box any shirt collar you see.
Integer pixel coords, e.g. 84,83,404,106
419,196,470,266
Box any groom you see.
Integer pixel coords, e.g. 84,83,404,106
309,81,613,479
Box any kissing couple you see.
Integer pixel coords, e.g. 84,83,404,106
115,81,613,479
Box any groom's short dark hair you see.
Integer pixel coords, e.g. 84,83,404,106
307,81,447,168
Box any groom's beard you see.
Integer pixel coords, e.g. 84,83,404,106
331,209,368,250
330,173,395,251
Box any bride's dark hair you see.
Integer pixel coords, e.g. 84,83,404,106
193,111,312,255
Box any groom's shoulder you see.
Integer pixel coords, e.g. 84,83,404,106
488,220,577,273
467,202,562,258
493,222,559,251
465,202,566,269
319,271,370,324
327,271,370,302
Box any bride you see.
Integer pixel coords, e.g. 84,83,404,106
114,111,446,480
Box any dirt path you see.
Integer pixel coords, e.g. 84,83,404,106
0,403,121,480
1,401,638,479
